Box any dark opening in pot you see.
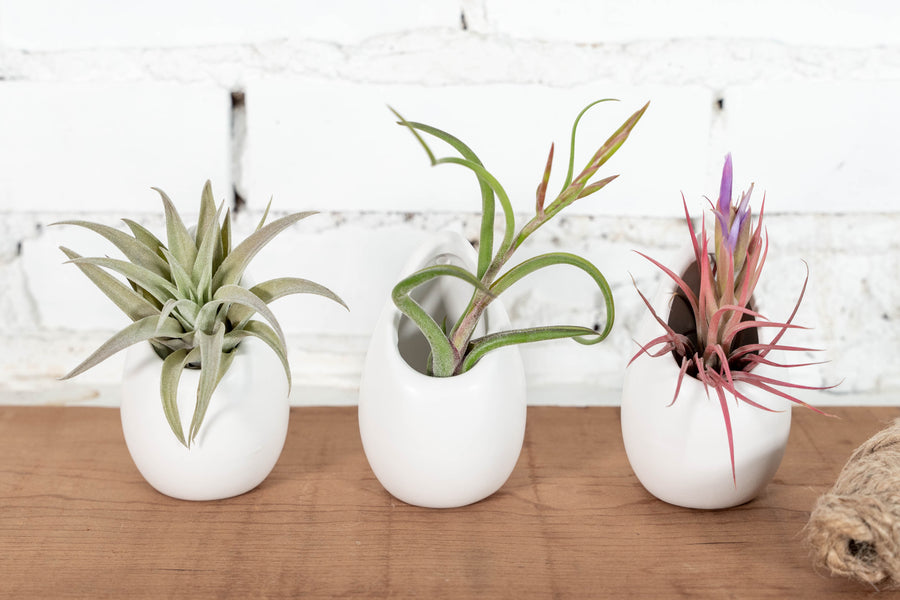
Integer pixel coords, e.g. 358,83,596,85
666,259,759,378
395,252,488,376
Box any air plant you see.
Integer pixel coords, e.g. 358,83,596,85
631,153,833,480
57,181,346,447
392,99,648,377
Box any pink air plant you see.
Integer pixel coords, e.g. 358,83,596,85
631,154,835,483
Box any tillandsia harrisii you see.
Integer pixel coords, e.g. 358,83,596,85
57,182,347,447
391,99,649,378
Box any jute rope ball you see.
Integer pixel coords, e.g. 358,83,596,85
806,418,900,589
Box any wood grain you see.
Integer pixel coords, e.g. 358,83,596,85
0,405,895,598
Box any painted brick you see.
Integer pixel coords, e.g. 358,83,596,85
477,0,900,47
0,82,230,213
243,79,710,217
0,0,460,50
726,81,900,213
19,219,141,331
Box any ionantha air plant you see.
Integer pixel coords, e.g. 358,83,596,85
391,100,648,377
57,181,346,447
631,154,833,479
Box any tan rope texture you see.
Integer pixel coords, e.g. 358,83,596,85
806,418,900,589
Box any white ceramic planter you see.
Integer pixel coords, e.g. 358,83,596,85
621,260,792,510
121,336,290,501
358,231,527,508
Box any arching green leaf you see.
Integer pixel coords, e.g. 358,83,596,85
212,211,317,289
224,320,292,390
59,247,159,322
490,252,615,341
62,315,185,380
153,187,197,272
66,256,179,306
188,322,231,445
122,219,166,260
392,111,495,279
53,220,170,277
160,347,197,447
462,325,601,373
392,264,492,377
228,277,347,326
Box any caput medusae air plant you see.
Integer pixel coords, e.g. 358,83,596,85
57,182,346,447
392,99,648,377
631,154,835,481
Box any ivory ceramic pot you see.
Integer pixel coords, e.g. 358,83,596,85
358,231,527,508
620,259,792,510
121,336,290,501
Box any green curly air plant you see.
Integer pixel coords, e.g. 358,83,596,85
57,182,346,447
391,100,648,377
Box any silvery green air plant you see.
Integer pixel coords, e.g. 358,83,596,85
57,182,347,447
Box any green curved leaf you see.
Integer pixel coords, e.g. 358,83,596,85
392,264,492,377
158,298,198,331
160,347,197,447
153,187,198,272
490,252,615,341
122,219,166,260
66,256,179,306
59,247,159,322
462,325,601,373
195,180,218,247
192,200,224,304
212,211,317,290
392,111,495,280
195,284,287,348
228,277,348,326
62,315,185,380
218,284,286,343
188,323,229,445
252,277,347,310
224,320,292,390
219,207,232,265
52,220,170,277
430,155,515,265
161,248,196,302
256,199,273,232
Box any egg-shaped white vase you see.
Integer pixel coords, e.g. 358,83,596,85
621,259,792,510
121,336,290,501
358,231,527,509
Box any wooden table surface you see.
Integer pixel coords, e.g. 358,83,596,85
0,405,894,598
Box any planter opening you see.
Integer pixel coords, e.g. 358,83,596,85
666,259,759,378
396,252,488,375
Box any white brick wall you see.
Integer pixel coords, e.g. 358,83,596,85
0,82,230,212
242,79,710,215
1,1,898,407
0,0,460,49
474,1,900,46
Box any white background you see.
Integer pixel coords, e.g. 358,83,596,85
0,1,897,406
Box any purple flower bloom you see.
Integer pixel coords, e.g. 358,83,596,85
717,153,733,216
712,154,754,254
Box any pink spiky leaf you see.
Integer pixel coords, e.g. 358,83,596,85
633,252,699,317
